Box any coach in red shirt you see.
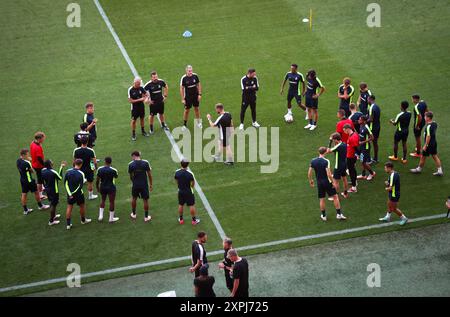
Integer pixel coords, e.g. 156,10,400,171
344,124,359,193
30,132,46,199
336,109,354,143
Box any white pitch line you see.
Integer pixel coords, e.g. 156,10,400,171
92,0,226,240
0,213,446,293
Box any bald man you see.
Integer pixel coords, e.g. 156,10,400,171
128,77,150,141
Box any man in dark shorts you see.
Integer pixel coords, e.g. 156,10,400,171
30,131,46,200
83,102,98,147
144,71,169,133
42,159,66,225
190,231,208,278
218,238,234,293
174,160,200,225
17,149,49,215
64,158,91,230
180,65,202,129
128,150,153,222
410,94,428,157
358,115,376,181
96,156,119,223
73,137,97,200
379,162,408,225
304,69,325,131
207,103,234,165
74,122,93,148
193,265,216,297
228,249,249,298
308,147,346,221
410,112,443,176
280,63,306,118
239,68,260,130
388,101,411,163
337,77,355,118
128,77,150,141
367,95,381,163
327,133,349,199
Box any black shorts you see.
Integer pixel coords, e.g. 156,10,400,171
100,186,116,196
67,192,85,206
178,191,195,206
34,168,43,184
394,131,408,143
333,168,347,180
317,181,337,199
287,92,301,105
372,126,380,139
305,95,318,109
131,104,145,120
82,169,94,183
389,195,400,203
47,191,59,206
184,95,199,109
413,126,424,138
150,101,164,115
360,149,371,163
20,180,37,194
422,144,437,156
339,104,351,118
132,186,149,200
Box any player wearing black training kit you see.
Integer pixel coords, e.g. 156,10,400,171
190,231,208,278
96,156,119,223
128,151,153,222
83,102,97,147
64,159,90,229
327,133,349,199
239,68,260,129
349,103,363,133
174,160,200,225
144,71,169,133
367,95,381,163
74,122,93,148
280,64,306,115
16,149,48,215
379,162,408,225
358,116,376,180
411,94,428,157
180,65,202,128
73,137,97,200
357,82,372,116
389,101,411,162
337,77,355,118
308,147,345,221
128,77,149,140
42,160,66,225
304,69,325,130
207,103,234,165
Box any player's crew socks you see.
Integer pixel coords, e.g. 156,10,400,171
313,121,317,125
184,120,187,126
144,211,149,218
150,125,154,131
37,202,43,208
369,170,374,175
336,209,342,215
99,208,104,219
23,205,28,212
109,211,115,221
385,212,391,220
179,215,183,220
81,217,86,222
321,210,326,217
141,127,145,132
132,130,136,136
132,209,136,215
192,216,197,221
437,167,443,173
88,191,94,198
309,119,313,125
66,218,71,226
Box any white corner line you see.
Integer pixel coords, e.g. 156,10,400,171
0,213,446,294
92,0,226,240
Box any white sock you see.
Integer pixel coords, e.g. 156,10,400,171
400,214,406,219
99,208,104,219
89,190,93,198
438,167,443,173
385,212,391,219
109,211,114,221
416,166,422,171
288,108,292,114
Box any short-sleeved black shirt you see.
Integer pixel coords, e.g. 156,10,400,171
424,122,437,147
144,79,166,103
310,157,331,184
232,258,249,297
174,168,194,193
128,159,151,188
17,159,33,183
191,240,207,266
180,74,200,98
128,86,146,108
73,147,96,173
83,113,96,137
97,166,118,189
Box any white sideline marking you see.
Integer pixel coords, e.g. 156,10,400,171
0,213,446,293
92,0,226,240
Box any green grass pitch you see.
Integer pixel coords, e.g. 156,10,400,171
0,0,449,295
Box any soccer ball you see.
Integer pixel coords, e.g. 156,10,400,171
284,113,294,123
